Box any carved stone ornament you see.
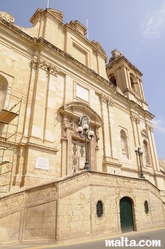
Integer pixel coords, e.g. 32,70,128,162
146,123,153,132
62,118,74,138
0,12,15,23
49,64,60,76
39,59,48,71
91,40,107,59
101,94,114,107
109,49,122,62
100,94,108,104
31,56,38,69
31,57,60,75
107,97,114,107
116,86,124,96
95,129,100,141
130,112,140,124
63,118,73,130
60,101,103,127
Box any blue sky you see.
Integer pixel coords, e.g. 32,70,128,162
1,0,165,159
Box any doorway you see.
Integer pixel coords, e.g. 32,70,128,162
120,196,134,233
72,140,85,172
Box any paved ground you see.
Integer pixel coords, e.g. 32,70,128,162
1,227,165,249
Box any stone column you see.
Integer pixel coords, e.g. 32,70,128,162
130,113,137,148
107,97,114,158
27,57,48,140
138,79,145,102
130,112,142,175
61,118,70,177
126,67,132,90
43,64,60,142
135,117,141,146
147,124,160,172
23,56,38,138
100,94,111,158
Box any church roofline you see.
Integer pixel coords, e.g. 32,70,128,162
30,8,64,24
0,18,153,119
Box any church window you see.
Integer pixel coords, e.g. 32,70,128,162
120,130,129,159
110,75,117,86
96,200,103,218
130,76,136,91
0,76,8,136
144,200,149,214
0,75,8,109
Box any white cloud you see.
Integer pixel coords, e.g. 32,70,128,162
141,2,165,40
153,118,165,133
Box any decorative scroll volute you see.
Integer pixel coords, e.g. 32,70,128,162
0,12,15,23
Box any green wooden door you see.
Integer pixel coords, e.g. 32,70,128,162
120,197,134,233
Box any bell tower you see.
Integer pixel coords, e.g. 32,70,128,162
106,49,148,111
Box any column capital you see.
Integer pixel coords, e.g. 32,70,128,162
130,112,140,124
31,57,60,76
146,123,153,132
100,94,114,107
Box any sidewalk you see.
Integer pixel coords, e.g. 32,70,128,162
0,242,57,249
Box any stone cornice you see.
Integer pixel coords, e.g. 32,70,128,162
30,8,64,25
130,111,140,124
91,40,107,61
64,25,107,61
106,54,143,76
68,20,87,36
31,56,60,75
59,101,103,126
146,123,154,132
0,20,154,120
0,170,161,201
36,37,109,83
130,100,154,120
0,12,15,23
0,18,35,42
23,142,59,153
100,94,114,107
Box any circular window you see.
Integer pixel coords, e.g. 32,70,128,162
144,200,149,214
96,200,103,218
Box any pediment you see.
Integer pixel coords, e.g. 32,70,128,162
47,8,64,22
91,40,107,60
68,20,87,36
59,101,103,127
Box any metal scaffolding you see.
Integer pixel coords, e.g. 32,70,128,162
0,93,21,192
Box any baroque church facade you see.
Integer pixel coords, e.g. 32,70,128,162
0,8,165,245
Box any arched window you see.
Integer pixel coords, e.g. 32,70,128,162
0,75,8,109
144,200,149,214
96,200,103,218
143,140,150,164
109,75,117,86
120,130,129,159
130,76,136,91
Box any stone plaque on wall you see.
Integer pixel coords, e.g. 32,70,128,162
76,84,88,102
35,157,49,170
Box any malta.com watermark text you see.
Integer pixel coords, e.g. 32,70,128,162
105,237,161,247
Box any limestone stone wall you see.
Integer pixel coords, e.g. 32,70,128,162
0,171,164,246
0,183,57,246
0,9,165,246
1,9,164,192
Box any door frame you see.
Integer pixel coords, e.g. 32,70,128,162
120,196,135,233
